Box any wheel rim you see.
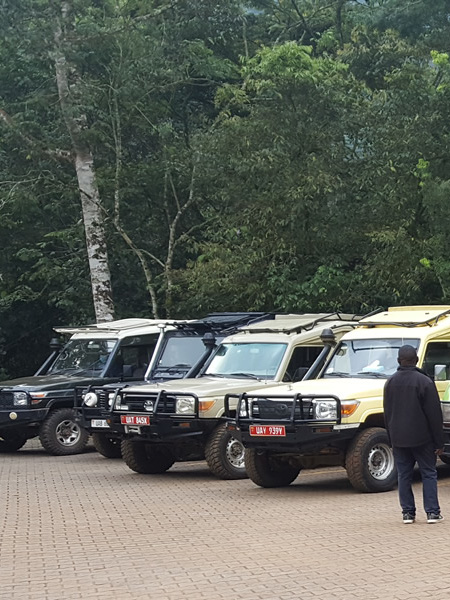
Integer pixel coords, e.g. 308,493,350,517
367,443,395,480
56,419,81,446
225,436,245,469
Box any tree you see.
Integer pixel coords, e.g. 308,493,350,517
0,0,116,322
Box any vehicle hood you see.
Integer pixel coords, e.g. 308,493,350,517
0,374,113,392
247,377,386,401
122,376,281,398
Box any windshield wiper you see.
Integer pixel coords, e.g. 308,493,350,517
324,372,351,378
153,364,191,374
356,371,388,378
69,367,103,376
227,372,262,380
48,368,73,375
49,367,98,376
201,373,227,378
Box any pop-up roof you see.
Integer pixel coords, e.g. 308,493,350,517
54,318,179,336
358,306,450,328
240,313,361,334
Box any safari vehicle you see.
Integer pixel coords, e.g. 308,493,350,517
227,305,450,493
106,313,361,480
75,312,271,458
0,318,174,455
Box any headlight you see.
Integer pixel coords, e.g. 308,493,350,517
312,399,338,420
115,394,128,410
176,397,196,415
13,392,28,406
239,401,248,418
108,392,116,407
442,402,450,423
83,392,98,407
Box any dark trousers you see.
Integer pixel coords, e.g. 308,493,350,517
393,443,440,515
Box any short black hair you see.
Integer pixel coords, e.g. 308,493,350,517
398,344,417,362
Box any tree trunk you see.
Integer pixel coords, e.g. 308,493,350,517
53,1,114,322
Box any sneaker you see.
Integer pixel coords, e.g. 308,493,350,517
403,513,415,524
427,513,444,524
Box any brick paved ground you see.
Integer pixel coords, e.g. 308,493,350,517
1,439,450,600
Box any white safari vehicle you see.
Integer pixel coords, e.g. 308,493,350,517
0,318,172,454
230,305,450,492
107,313,361,479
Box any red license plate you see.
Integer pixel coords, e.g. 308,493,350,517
249,425,286,437
120,415,150,426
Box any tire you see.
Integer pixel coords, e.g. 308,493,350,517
205,423,247,480
92,432,122,458
39,408,89,456
121,440,175,474
0,433,28,452
245,448,300,488
345,427,397,493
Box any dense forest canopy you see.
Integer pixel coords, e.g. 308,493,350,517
1,0,450,377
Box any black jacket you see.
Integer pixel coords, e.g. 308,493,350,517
383,366,445,449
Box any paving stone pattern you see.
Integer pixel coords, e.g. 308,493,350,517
1,439,450,600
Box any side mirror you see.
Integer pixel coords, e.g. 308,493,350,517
434,364,447,381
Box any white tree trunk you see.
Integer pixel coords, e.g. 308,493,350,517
53,2,114,322
75,150,115,322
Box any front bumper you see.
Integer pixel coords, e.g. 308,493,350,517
74,387,119,435
0,407,50,429
75,407,115,433
229,421,356,453
225,391,351,454
106,412,217,443
104,389,215,443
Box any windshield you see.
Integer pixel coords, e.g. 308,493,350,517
204,342,287,379
48,338,117,375
151,336,210,375
323,338,420,379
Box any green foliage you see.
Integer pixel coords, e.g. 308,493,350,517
2,0,450,375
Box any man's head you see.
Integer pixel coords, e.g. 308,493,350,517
397,344,418,367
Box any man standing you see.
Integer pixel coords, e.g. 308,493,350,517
383,344,445,524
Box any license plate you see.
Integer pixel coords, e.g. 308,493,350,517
90,419,109,428
249,425,286,437
120,415,150,426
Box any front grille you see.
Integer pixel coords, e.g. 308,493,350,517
97,390,108,410
251,398,314,420
122,393,177,415
0,391,14,409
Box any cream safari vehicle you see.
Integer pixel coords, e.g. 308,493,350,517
228,306,450,493
103,313,361,479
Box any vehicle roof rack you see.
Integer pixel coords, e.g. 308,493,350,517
54,318,181,335
359,306,450,328
172,312,275,335
241,312,362,334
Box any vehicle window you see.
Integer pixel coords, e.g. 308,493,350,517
156,337,208,369
205,343,287,379
284,346,323,381
110,334,159,378
49,338,116,375
422,342,450,380
324,338,420,378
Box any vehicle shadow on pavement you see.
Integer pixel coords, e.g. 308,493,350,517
4,441,98,457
